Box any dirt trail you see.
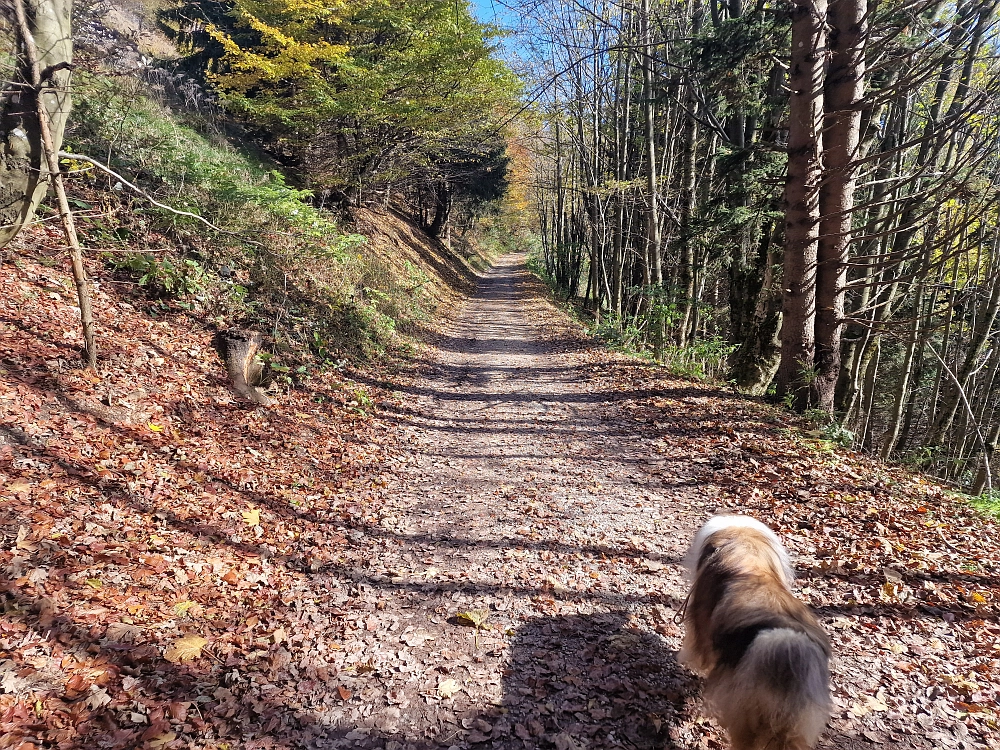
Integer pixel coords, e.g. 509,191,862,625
325,252,999,750
344,252,702,749
384,252,697,601
324,254,920,750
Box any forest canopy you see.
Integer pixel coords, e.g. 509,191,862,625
173,0,521,208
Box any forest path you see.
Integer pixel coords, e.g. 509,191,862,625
383,250,697,609
338,254,921,750
359,251,704,749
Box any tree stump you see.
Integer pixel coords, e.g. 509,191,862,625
215,329,273,406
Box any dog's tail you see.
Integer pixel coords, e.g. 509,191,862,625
707,628,831,750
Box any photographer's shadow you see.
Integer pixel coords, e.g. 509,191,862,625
470,611,698,750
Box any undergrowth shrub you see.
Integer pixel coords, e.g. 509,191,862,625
589,315,646,353
526,244,734,383
589,315,734,383
803,408,856,448
658,337,735,382
970,490,1000,518
104,252,209,298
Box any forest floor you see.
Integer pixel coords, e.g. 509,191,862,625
2,250,999,750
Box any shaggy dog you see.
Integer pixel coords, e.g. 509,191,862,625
680,516,831,750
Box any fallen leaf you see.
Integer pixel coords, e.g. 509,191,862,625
866,694,888,712
38,597,56,628
106,622,141,643
147,731,176,749
269,646,292,672
401,629,433,647
437,678,460,698
455,609,490,628
337,685,353,701
553,733,583,750
242,507,261,526
168,702,188,722
163,634,208,663
84,686,112,710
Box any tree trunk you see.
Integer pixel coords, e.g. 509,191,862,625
1,0,73,248
880,271,925,458
12,0,95,367
815,0,866,412
427,181,451,238
640,0,662,298
777,0,827,409
728,221,783,393
678,111,699,346
927,269,1000,445
971,419,1000,496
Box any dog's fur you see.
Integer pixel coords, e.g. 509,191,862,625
680,516,831,750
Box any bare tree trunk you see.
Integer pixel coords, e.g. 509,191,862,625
777,0,827,408
640,0,662,297
881,263,926,458
971,419,1000,496
927,267,1000,445
678,110,699,346
859,338,881,449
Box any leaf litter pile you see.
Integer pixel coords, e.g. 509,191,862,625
1,248,998,750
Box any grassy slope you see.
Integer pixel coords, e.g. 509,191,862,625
58,60,493,366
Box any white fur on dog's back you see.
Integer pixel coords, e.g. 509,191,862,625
684,515,795,586
706,628,831,749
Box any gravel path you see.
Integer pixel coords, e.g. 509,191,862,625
319,253,705,749
299,254,982,750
